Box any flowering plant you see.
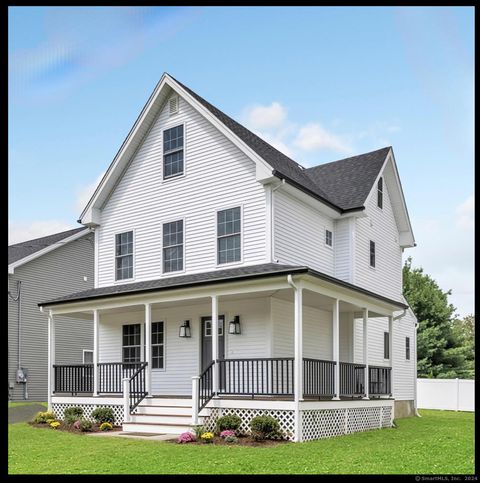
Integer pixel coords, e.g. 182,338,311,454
177,432,196,444
219,429,236,438
200,432,214,443
73,420,82,430
49,421,61,429
100,422,113,431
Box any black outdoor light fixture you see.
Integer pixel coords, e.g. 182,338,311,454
179,320,191,338
229,315,241,335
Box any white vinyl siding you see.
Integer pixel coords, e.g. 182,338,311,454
334,218,352,282
273,190,334,275
97,96,267,286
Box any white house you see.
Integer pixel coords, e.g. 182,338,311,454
39,73,417,442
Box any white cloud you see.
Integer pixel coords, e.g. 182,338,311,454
75,172,105,214
294,123,352,154
456,194,474,231
9,220,77,245
242,102,287,131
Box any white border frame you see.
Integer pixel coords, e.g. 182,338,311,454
325,227,334,249
215,204,244,268
82,349,94,364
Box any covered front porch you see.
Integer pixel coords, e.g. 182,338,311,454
42,268,401,441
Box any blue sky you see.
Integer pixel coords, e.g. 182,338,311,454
8,7,474,316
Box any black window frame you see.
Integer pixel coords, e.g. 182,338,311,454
151,321,165,370
122,324,141,363
325,229,333,247
369,240,376,268
377,177,383,209
217,207,242,265
163,124,184,179
115,231,134,281
162,219,184,273
384,331,390,359
406,337,410,360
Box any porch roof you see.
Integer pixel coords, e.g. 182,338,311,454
38,263,408,310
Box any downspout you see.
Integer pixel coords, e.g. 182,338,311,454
8,280,22,399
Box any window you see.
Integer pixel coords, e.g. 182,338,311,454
369,240,376,268
217,207,241,264
83,350,93,364
152,322,165,369
204,317,224,337
384,332,390,359
377,177,383,209
163,125,184,179
163,220,184,273
115,231,133,280
406,337,410,360
122,324,141,363
325,229,333,247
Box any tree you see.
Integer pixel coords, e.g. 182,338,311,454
402,257,473,378
451,315,475,379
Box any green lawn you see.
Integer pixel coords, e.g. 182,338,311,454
8,401,47,408
8,410,474,475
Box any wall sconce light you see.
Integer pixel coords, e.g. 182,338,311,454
179,320,191,338
228,315,241,335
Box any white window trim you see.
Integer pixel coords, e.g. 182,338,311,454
377,177,384,210
161,121,187,183
325,228,333,249
113,228,136,284
383,331,390,360
406,336,411,361
161,216,186,276
151,320,166,372
82,349,93,364
121,323,142,363
369,239,376,270
215,204,244,268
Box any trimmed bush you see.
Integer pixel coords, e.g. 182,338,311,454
79,419,93,432
215,414,242,433
63,406,84,419
32,411,56,424
91,407,115,424
249,415,282,441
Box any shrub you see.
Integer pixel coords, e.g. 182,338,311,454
216,414,242,433
200,432,214,443
91,407,115,424
63,406,84,419
177,432,196,444
32,411,56,424
46,418,56,424
99,422,113,431
219,429,236,438
72,420,82,431
79,419,93,432
224,435,238,444
49,421,61,429
249,415,282,441
192,425,205,439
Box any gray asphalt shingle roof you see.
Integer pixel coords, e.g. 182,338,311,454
8,227,86,265
39,262,408,309
172,75,389,212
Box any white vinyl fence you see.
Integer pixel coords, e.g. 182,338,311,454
417,378,475,412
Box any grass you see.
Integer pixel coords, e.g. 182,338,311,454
8,401,47,408
8,410,474,475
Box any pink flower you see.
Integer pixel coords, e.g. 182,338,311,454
177,432,196,444
220,429,236,438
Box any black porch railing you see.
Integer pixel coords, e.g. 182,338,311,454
53,364,93,394
303,358,336,397
198,361,215,412
98,362,144,394
369,365,392,396
129,362,148,412
339,362,366,397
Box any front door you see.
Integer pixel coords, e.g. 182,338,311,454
201,315,225,371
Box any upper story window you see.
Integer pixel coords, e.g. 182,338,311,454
369,240,376,268
377,177,383,209
152,321,165,369
406,337,410,360
217,207,241,264
122,324,141,363
163,125,184,179
384,331,390,359
325,229,333,247
115,231,133,280
163,220,184,273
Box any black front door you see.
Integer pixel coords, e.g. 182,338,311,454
201,315,225,371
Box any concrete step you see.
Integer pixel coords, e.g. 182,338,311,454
135,405,193,416
122,421,192,434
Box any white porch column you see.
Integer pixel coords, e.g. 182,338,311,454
145,303,152,396
293,284,303,442
122,377,130,422
191,376,200,425
47,311,55,411
93,309,99,396
363,308,369,399
332,299,340,400
389,315,394,396
211,295,219,395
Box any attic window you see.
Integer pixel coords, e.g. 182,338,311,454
163,125,184,179
169,96,179,115
377,177,383,209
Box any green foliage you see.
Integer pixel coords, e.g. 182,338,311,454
192,425,205,439
224,435,238,444
91,407,115,424
403,257,474,378
249,415,282,440
32,411,56,424
63,407,84,425
79,419,92,432
215,414,242,433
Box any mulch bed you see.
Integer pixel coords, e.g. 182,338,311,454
168,435,290,447
28,421,122,434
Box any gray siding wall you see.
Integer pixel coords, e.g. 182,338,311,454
8,233,94,401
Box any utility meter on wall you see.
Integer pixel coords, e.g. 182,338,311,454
16,368,28,383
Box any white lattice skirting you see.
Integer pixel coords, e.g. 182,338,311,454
51,403,124,425
203,407,296,441
301,406,393,441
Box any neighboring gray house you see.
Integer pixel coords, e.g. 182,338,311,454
8,227,94,401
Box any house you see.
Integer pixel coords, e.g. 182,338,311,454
38,73,418,442
8,228,94,401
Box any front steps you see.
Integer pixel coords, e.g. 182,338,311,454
122,397,207,435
